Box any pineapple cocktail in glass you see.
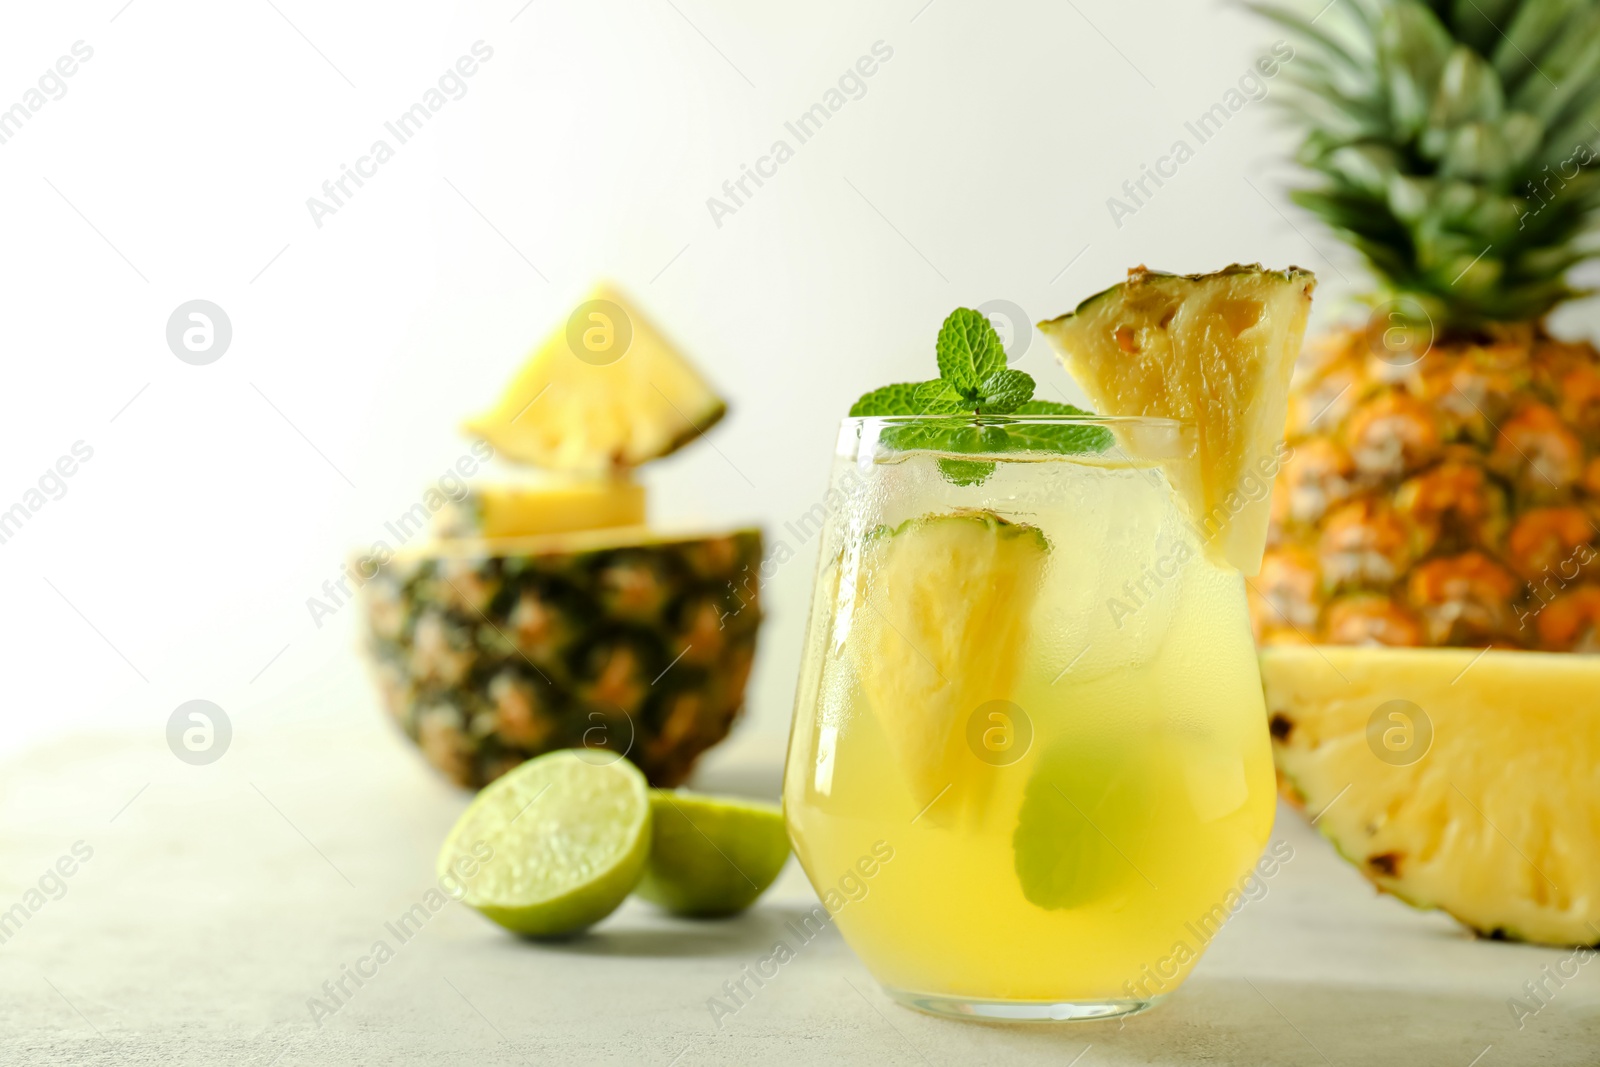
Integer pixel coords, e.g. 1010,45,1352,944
782,267,1314,1020
782,416,1276,1020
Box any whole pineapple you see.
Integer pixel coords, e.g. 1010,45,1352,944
1252,0,1600,947
1252,0,1600,651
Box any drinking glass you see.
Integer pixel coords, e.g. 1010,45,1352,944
782,415,1277,1021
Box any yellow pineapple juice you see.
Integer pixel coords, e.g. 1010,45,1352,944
783,441,1276,1014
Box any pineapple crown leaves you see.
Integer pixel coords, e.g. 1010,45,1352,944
1254,0,1600,326
849,308,1110,485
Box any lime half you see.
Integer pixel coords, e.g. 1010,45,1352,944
635,791,790,917
438,749,651,937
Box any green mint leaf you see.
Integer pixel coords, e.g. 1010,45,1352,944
937,458,996,486
849,382,926,416
880,419,1002,458
976,369,1035,414
1004,399,1113,453
1002,422,1113,454
876,421,943,455
914,379,970,414
931,423,1008,486
1013,399,1091,416
935,308,1006,390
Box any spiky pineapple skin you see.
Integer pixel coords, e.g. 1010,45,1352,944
1254,322,1600,651
362,530,762,789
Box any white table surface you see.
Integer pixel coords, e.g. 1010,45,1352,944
1,711,1594,1066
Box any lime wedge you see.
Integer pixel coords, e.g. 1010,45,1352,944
635,791,790,917
1013,738,1158,910
437,749,651,937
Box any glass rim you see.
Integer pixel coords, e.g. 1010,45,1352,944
842,413,1193,430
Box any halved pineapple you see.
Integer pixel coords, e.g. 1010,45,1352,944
1262,645,1600,945
1039,265,1315,573
847,510,1050,809
465,282,726,472
434,479,646,539
364,525,764,789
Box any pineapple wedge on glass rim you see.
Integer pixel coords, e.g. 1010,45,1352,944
1038,263,1317,574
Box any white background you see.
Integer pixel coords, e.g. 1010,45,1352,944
0,0,1587,767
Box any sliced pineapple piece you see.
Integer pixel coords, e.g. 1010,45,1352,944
435,479,646,540
1039,265,1315,574
465,282,727,472
847,510,1050,810
1262,645,1600,945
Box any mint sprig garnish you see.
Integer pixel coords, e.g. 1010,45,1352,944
850,308,1112,484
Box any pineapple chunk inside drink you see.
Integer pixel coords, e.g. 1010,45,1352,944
847,511,1050,820
784,450,1277,1002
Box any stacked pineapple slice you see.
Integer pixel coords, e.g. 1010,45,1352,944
363,284,763,789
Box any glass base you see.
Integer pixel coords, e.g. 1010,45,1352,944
883,986,1163,1022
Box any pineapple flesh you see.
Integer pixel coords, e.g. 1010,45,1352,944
1263,645,1600,946
1255,0,1600,944
848,511,1051,810
1039,264,1315,573
464,282,726,472
434,479,646,540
